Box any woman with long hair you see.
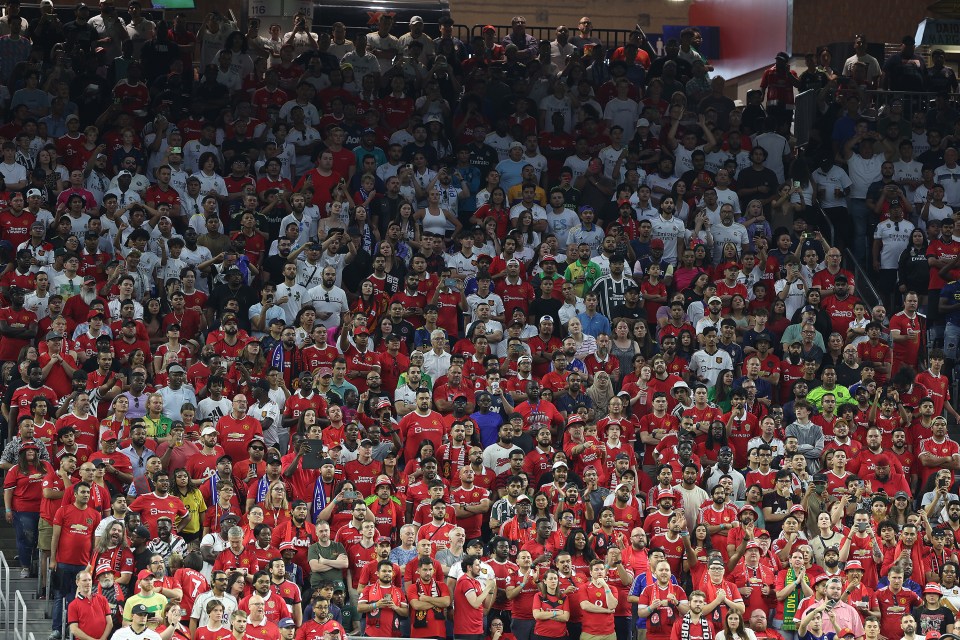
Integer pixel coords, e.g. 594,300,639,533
728,295,750,334
768,299,791,337
256,479,291,529
684,522,713,588
898,228,929,309
739,199,772,248
142,298,167,347
157,601,193,640
682,271,712,308
471,186,510,239
379,450,408,500
101,395,131,441
349,205,380,255
393,202,422,250
514,209,541,249
610,321,639,379
716,610,756,640
404,440,437,479
561,528,596,578
3,442,48,577
171,468,206,544
673,247,708,293
351,279,390,333
532,569,570,639
708,369,735,412
531,492,557,531
632,320,659,360
677,329,698,362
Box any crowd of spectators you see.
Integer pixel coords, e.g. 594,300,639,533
0,6,957,640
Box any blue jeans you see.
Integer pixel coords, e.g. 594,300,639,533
12,511,39,569
848,197,870,264
53,563,85,633
944,322,960,361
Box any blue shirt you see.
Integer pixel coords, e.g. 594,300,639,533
577,311,611,338
472,410,504,449
495,158,526,190
943,280,960,325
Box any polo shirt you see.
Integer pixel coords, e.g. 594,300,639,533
67,593,111,639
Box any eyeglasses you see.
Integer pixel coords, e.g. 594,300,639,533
251,446,265,451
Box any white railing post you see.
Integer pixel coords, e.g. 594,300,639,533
13,590,27,640
0,551,10,640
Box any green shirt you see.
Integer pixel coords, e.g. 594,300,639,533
123,592,167,627
308,540,347,590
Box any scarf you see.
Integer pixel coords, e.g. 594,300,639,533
312,476,331,523
893,541,928,582
680,613,714,640
270,343,286,374
208,472,220,507
441,444,466,481
412,579,445,627
256,475,270,504
782,567,804,631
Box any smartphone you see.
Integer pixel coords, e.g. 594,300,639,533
856,521,867,532
444,278,457,288
940,478,949,488
793,180,801,188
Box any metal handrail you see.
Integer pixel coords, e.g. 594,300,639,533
0,551,9,640
12,590,26,640
843,247,882,310
470,24,639,50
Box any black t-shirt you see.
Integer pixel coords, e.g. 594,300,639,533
761,490,799,539
736,166,780,210
911,605,955,635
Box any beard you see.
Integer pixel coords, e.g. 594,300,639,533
81,289,98,305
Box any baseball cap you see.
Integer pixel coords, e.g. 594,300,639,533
837,629,855,639
482,24,495,33
636,118,651,128
201,426,217,436
541,255,557,263
167,364,186,374
409,15,423,23
377,535,393,544
552,461,568,469
137,569,154,581
707,296,722,305
516,495,531,503
278,618,296,629
101,430,118,441
376,397,392,411
131,604,150,616
26,188,42,198
219,512,240,523
844,560,863,572
509,141,524,150
745,541,762,552
650,238,664,249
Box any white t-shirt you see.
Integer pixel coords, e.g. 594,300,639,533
689,348,733,386
874,219,914,269
0,161,26,185
811,165,853,209
847,154,885,198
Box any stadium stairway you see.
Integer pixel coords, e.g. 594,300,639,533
0,524,58,640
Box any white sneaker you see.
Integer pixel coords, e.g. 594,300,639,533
19,567,29,578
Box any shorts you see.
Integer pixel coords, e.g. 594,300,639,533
582,634,617,640
38,517,53,551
